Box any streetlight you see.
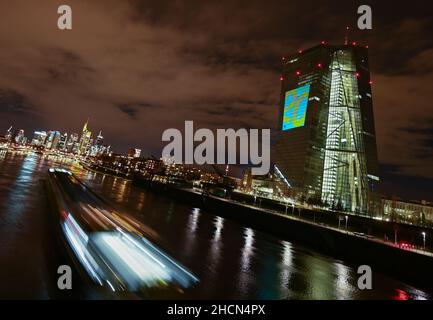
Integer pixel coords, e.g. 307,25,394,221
345,215,348,232
422,232,426,250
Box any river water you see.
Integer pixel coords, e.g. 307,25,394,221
0,151,430,299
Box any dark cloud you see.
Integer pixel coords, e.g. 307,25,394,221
0,89,38,116
117,102,156,119
39,47,96,83
380,164,433,201
117,104,138,119
401,126,433,155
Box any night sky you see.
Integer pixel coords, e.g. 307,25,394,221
0,0,432,201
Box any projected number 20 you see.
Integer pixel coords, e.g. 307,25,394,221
282,84,310,131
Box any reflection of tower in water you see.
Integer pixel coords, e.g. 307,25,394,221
202,216,225,296
333,262,355,299
279,241,293,298
183,208,201,258
238,227,255,297
207,216,224,268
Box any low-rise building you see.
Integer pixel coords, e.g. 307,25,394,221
382,198,433,228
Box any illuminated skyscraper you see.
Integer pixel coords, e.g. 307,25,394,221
14,129,26,145
96,131,103,146
45,131,61,149
274,43,380,215
65,133,79,153
89,130,105,157
31,131,47,147
58,133,68,150
79,120,92,156
128,148,141,158
5,126,13,142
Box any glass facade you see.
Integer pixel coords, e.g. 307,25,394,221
321,50,368,213
382,199,433,228
274,44,380,215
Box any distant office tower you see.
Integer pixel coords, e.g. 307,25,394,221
66,133,79,153
5,126,13,141
78,120,92,156
58,133,68,150
95,131,104,146
45,131,61,149
88,131,104,157
31,131,47,147
14,129,26,145
105,145,111,156
274,43,380,215
88,130,103,157
128,148,141,158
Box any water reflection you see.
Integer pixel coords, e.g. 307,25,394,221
116,180,129,203
208,216,224,269
333,262,355,299
5,154,37,226
241,228,254,271
238,228,255,297
0,152,70,298
202,216,225,296
184,208,200,257
163,201,174,224
137,192,145,212
190,208,200,233
306,255,335,299
279,241,293,298
213,216,224,242
0,153,431,299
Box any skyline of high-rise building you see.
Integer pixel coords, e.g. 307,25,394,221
58,132,68,151
14,129,26,146
128,148,142,158
6,119,110,158
31,131,47,147
96,131,104,146
67,132,79,153
79,120,92,156
45,131,61,150
274,43,380,215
